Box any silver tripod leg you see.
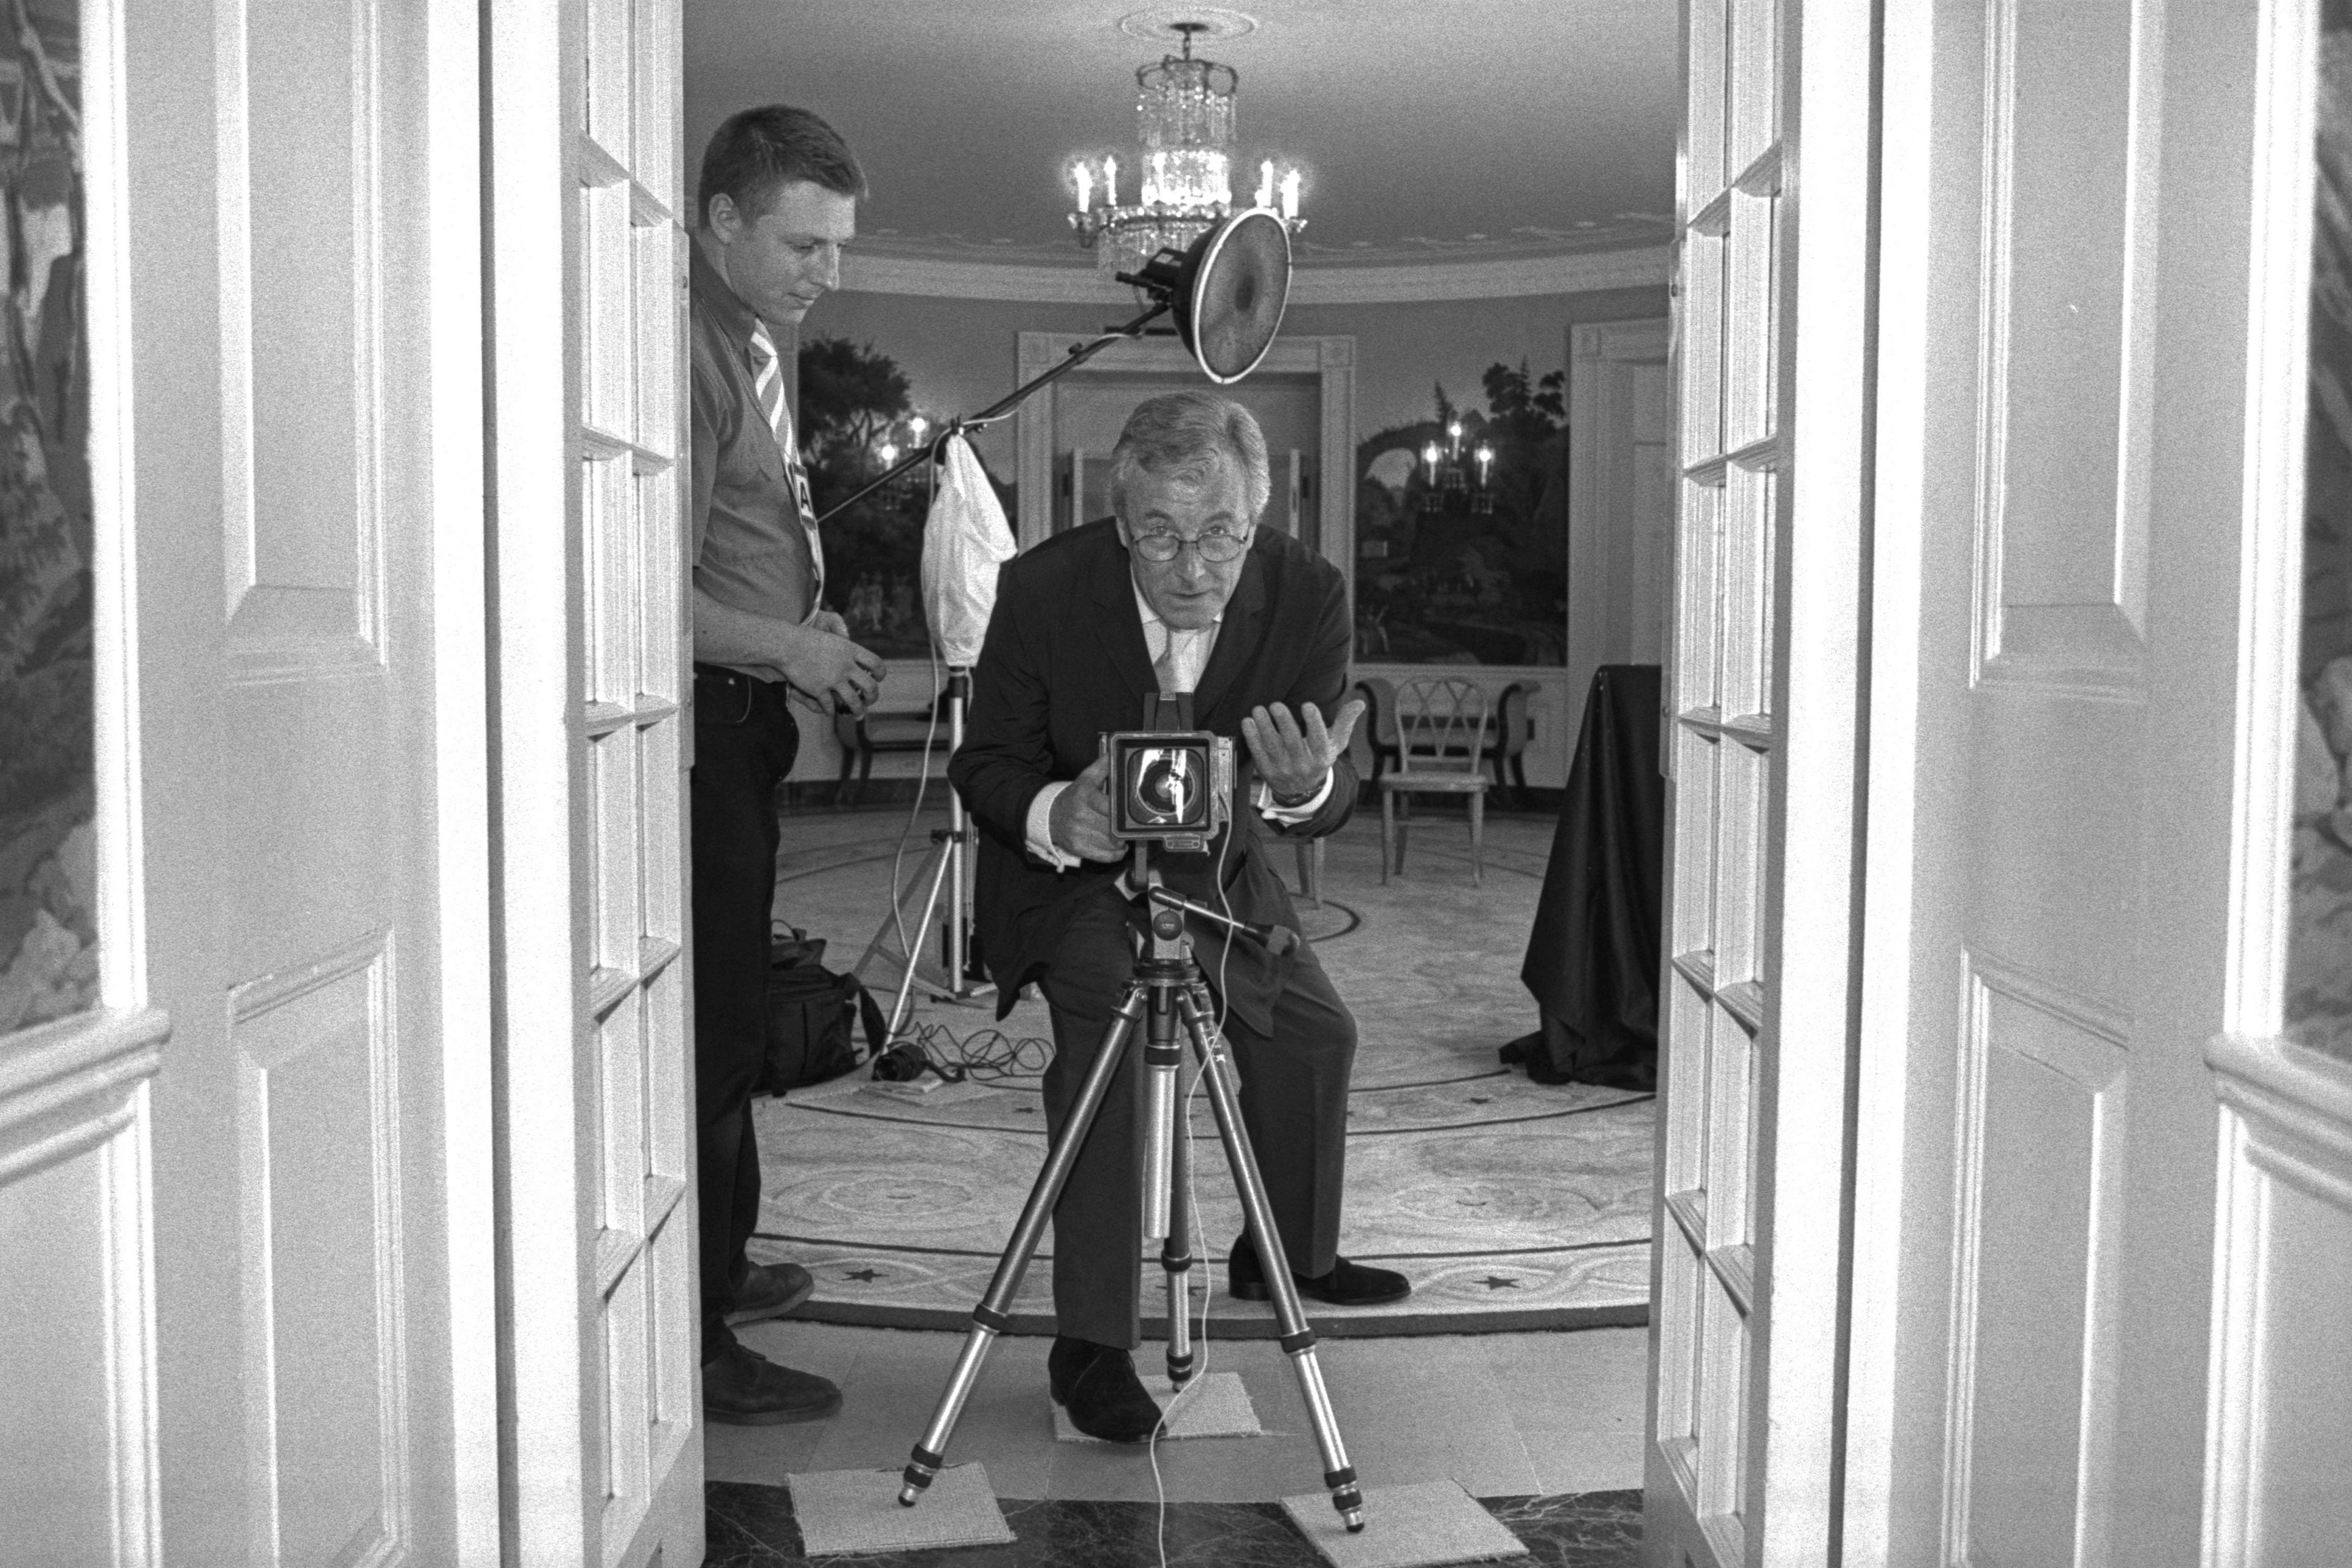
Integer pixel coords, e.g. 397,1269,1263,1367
897,984,1150,1507
1177,984,1366,1532
1161,1063,1198,1388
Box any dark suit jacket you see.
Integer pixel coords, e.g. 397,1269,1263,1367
950,518,1357,1034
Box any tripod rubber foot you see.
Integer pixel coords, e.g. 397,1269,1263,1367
1343,1509,1365,1532
897,1485,921,1508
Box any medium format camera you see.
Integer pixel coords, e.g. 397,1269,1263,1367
1102,729,1234,853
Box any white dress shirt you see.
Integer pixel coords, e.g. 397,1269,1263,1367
1022,584,1338,869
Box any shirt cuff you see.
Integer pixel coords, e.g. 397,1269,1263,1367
1026,782,1080,869
1254,769,1334,824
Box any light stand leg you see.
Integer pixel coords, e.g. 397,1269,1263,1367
850,831,951,994
845,818,956,1043
899,984,1151,1506
1177,985,1365,1532
941,668,990,1000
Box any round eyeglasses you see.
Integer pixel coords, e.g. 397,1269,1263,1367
1129,527,1251,564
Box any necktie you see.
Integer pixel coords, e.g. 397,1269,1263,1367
1155,627,1205,694
748,323,825,613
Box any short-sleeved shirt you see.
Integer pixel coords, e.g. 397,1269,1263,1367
689,240,820,680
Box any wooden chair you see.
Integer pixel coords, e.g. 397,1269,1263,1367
832,691,954,807
1480,681,1533,807
1377,677,1493,885
1353,675,1403,800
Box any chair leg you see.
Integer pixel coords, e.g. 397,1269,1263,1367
1469,790,1485,887
1379,791,1394,883
1294,837,1322,906
1396,793,1411,875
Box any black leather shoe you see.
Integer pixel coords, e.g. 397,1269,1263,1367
725,1261,815,1327
1047,1335,1163,1444
701,1341,842,1426
1227,1236,1412,1306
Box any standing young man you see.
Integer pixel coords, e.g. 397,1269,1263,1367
688,105,884,1424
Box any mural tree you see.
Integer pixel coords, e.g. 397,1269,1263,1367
1352,360,1569,666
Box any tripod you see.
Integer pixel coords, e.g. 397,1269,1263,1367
894,851,1366,1532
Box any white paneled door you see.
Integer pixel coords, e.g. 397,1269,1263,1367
488,1,703,1563
1850,1,2311,1562
6,0,504,1562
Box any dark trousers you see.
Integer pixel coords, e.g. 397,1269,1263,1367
1037,881,1358,1349
690,663,800,1360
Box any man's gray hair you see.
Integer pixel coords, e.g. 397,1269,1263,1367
1108,391,1272,524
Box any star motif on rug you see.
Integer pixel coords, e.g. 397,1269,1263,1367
844,1268,881,1282
1479,1275,1522,1291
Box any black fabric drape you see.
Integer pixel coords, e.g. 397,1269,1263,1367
1504,664,1664,1090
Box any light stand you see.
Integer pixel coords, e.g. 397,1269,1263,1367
846,438,990,1019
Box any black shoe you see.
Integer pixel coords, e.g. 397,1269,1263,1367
1227,1236,1412,1306
701,1341,842,1426
1047,1335,1163,1444
725,1261,815,1327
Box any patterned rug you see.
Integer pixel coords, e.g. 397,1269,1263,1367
750,804,1654,1335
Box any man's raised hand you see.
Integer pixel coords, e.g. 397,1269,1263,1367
1049,753,1122,862
1241,697,1365,804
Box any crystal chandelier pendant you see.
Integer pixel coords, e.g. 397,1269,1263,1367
1069,22,1304,278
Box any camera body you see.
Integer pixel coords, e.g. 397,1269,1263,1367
1101,696,1234,854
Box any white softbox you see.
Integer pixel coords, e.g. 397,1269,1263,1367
920,434,1017,668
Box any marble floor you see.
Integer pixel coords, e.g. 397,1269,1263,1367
703,1315,1648,1564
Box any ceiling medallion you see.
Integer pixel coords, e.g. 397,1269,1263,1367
1068,17,1304,279
1117,7,1256,43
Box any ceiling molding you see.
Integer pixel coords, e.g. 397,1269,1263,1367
839,245,1671,306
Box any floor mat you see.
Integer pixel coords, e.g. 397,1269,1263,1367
753,810,1654,1336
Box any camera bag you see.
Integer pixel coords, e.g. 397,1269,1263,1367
761,928,888,1094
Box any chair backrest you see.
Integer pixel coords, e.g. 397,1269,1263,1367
1393,677,1491,775
1354,675,1400,750
1485,682,1531,760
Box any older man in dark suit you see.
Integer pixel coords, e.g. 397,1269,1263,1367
951,391,1411,1444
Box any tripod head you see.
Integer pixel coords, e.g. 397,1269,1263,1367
1116,844,1300,962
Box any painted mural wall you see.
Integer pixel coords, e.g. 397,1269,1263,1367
0,0,92,1035
801,282,1665,665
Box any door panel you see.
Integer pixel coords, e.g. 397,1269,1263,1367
1856,0,2283,1560
104,0,491,1561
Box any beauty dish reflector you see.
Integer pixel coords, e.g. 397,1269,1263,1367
1178,207,1292,384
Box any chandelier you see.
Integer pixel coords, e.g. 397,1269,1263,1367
1419,421,1497,515
1068,20,1305,278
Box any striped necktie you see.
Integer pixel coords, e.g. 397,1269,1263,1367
747,322,824,614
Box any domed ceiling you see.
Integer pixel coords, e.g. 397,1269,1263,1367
683,0,1679,281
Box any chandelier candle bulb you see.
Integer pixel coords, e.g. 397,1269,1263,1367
1065,26,1308,276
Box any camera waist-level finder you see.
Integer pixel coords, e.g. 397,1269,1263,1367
1102,693,1234,854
